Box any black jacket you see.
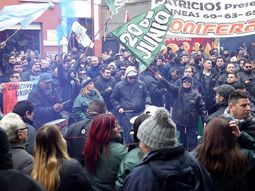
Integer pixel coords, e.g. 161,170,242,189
94,75,116,111
28,84,62,129
57,159,92,191
111,79,151,113
160,79,208,127
123,145,212,191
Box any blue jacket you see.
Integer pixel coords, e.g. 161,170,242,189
124,145,212,191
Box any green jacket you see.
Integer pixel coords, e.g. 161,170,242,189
89,142,128,191
72,91,103,121
115,147,143,191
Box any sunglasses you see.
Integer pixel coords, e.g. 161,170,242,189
128,76,137,80
183,80,192,83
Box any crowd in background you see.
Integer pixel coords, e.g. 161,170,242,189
0,40,255,191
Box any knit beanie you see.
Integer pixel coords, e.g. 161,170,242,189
137,107,177,149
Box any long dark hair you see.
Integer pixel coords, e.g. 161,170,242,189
196,117,248,179
84,113,117,175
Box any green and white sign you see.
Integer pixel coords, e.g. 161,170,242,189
111,4,173,72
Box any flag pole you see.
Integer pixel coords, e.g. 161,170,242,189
84,14,111,56
5,26,23,43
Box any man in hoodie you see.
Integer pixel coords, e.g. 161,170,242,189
111,66,151,144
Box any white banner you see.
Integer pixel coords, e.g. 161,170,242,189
152,0,255,38
71,21,94,48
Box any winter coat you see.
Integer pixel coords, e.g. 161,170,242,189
111,79,151,113
160,79,208,127
86,142,128,191
23,118,36,155
10,144,34,175
0,169,45,191
56,159,92,191
207,102,228,122
28,84,62,129
142,72,165,107
94,75,116,111
64,113,96,161
123,145,212,191
72,90,103,121
115,147,142,191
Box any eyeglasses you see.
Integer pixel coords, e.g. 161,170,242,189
11,75,20,79
79,73,86,76
16,127,28,132
183,80,192,83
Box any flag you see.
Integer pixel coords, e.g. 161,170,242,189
111,4,173,72
71,21,94,48
106,0,128,16
0,2,54,31
2,81,37,114
124,10,130,23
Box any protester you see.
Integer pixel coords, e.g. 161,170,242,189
0,112,34,175
208,84,236,121
28,72,63,129
83,113,127,191
72,76,103,121
193,117,255,191
64,99,107,161
111,66,151,144
157,75,208,151
32,124,92,191
115,113,151,191
13,100,36,155
222,90,255,138
123,107,212,190
0,128,45,191
94,66,117,112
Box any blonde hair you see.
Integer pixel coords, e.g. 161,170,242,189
32,125,70,191
80,83,100,97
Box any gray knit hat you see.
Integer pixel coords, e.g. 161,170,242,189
137,107,177,149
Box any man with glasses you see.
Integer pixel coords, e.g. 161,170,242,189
0,113,34,175
111,66,151,144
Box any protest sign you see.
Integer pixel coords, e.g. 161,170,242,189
111,4,173,72
2,81,37,114
71,21,94,48
152,0,255,38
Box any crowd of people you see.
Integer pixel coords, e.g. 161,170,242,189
0,40,255,191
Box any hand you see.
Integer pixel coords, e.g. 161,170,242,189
229,120,241,137
105,87,112,93
118,108,124,114
53,103,63,112
0,41,6,49
203,123,206,129
154,73,163,80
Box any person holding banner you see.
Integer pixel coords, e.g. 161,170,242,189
111,66,151,144
28,72,63,129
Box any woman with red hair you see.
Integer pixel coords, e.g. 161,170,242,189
84,113,127,191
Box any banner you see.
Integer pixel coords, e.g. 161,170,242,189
164,37,213,55
0,3,54,31
71,21,94,48
2,81,37,114
111,4,173,72
106,0,128,16
152,0,255,38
